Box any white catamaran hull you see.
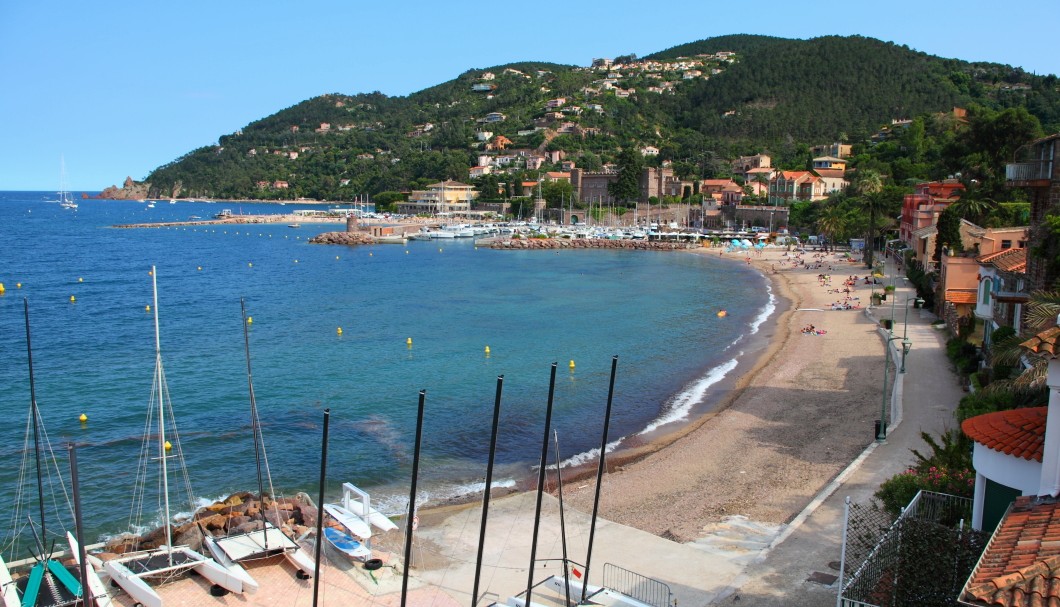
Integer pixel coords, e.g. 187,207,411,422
0,554,19,607
104,545,245,607
103,560,162,607
66,533,115,607
204,537,260,593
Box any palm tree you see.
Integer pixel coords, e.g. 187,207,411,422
948,196,998,227
854,170,883,267
987,290,1060,393
754,172,771,204
816,205,847,249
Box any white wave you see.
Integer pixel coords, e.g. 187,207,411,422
748,280,776,336
370,479,517,516
549,438,624,470
637,356,740,435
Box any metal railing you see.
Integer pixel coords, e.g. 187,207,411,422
837,491,983,607
602,563,674,607
1005,160,1053,182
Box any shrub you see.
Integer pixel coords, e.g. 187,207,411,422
876,466,976,516
991,326,1016,343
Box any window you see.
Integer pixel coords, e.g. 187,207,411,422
981,278,992,305
1001,240,1012,249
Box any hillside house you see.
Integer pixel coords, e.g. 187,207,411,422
397,180,478,215
546,98,567,109
1006,132,1060,292
935,222,1029,327
732,154,771,176
974,248,1028,354
483,112,506,123
640,145,660,156
899,180,966,247
768,171,826,205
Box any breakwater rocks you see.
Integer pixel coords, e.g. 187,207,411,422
308,231,376,245
488,238,699,251
101,491,318,555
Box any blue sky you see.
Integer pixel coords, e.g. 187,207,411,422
2,0,1056,191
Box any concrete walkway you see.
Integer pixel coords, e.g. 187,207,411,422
716,259,965,605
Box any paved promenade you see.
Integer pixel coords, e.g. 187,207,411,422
719,260,965,605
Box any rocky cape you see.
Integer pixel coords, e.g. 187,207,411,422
95,177,152,200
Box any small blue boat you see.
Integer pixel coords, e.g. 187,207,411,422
323,527,371,561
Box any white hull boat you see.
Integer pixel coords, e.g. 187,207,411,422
323,503,373,539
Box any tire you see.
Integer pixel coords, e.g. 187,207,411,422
210,584,229,597
364,558,383,571
296,570,311,580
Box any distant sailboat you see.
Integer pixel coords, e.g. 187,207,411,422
57,156,77,210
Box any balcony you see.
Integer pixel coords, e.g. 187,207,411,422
1006,160,1053,187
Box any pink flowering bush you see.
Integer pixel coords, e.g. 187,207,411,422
876,465,975,516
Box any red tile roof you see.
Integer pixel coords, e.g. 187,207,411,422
962,407,1046,462
947,289,979,305
978,249,1027,273
1022,327,1060,360
963,498,1060,606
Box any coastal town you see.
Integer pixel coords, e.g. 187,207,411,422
6,19,1060,607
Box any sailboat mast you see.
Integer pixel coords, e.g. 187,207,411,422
241,298,267,549
23,298,47,545
151,266,175,556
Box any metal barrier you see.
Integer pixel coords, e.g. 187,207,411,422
602,562,674,607
836,491,982,607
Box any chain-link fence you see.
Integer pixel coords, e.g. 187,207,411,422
837,491,988,607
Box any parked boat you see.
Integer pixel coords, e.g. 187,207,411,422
215,209,234,219
202,299,316,582
1,300,113,607
322,503,372,540
323,528,371,561
103,267,247,607
337,482,398,533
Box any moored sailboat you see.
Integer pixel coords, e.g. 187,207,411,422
101,267,246,607
202,299,316,582
0,299,112,607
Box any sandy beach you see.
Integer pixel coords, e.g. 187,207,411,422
560,245,886,542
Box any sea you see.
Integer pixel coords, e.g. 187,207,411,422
0,192,774,546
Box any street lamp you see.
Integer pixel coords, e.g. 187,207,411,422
879,336,903,441
900,339,912,374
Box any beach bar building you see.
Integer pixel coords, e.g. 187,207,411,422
397,181,479,216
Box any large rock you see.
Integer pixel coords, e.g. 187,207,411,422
309,231,375,245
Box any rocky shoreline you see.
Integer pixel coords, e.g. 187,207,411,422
101,492,319,556
487,238,698,250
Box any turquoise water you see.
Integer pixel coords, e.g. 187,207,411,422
0,192,771,544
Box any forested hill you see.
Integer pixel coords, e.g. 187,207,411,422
138,35,1060,201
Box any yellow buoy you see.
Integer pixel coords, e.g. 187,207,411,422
717,310,727,318
164,440,172,451
406,250,409,254
197,266,202,271
336,256,340,260
294,259,298,263
0,283,5,294
438,248,443,252
78,277,83,283
569,360,575,369
69,295,76,303
148,270,153,276
145,305,151,312
17,283,22,289
484,346,491,354
369,252,373,257
406,337,413,346
337,327,343,335
79,413,88,423
247,317,252,324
